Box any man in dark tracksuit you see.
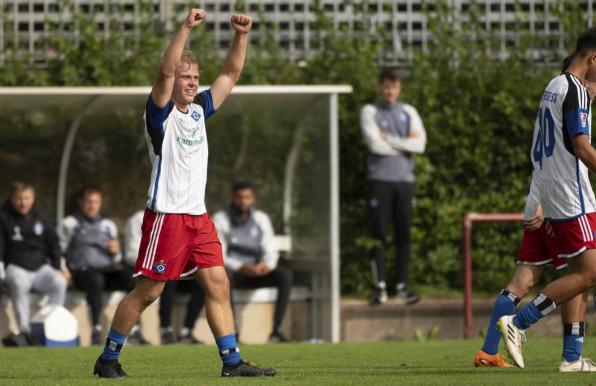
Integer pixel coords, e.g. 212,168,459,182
0,182,67,343
213,183,293,343
360,68,427,305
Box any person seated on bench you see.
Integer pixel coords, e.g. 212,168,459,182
0,181,68,346
59,185,147,345
213,182,293,343
124,209,205,344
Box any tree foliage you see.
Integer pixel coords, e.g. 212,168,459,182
0,0,590,294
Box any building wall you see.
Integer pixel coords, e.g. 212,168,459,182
0,0,593,65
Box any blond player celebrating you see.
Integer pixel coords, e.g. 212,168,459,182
93,9,276,378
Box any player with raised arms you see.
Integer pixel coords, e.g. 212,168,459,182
93,8,276,378
500,28,596,369
474,56,596,371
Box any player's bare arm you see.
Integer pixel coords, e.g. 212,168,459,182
572,134,596,174
210,14,252,109
524,204,543,231
151,8,206,108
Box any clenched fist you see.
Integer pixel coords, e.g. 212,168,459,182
231,14,252,34
184,8,206,30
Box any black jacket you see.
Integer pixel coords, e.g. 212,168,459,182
0,201,61,271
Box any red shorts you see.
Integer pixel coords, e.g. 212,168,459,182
133,209,224,281
548,213,596,259
517,223,567,270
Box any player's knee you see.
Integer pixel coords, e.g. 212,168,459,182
204,275,230,302
133,285,163,307
583,268,596,287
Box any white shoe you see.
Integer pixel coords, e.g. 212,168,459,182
498,315,526,368
559,357,596,372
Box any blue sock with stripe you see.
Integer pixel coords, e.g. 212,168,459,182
513,293,556,330
562,322,584,362
216,333,241,366
101,328,126,361
482,289,519,355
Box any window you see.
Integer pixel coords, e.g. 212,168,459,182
94,4,105,13
124,4,135,12
491,4,500,12
219,40,230,49
206,22,215,31
397,4,407,12
48,3,59,12
295,22,305,31
80,4,90,13
280,4,289,12
18,22,28,32
265,3,274,12
220,22,230,30
280,22,290,30
249,4,259,12
412,22,422,30
294,4,304,12
34,22,44,31
220,4,230,12
18,4,29,12
33,3,44,12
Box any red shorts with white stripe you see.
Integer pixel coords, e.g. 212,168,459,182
547,212,596,259
133,209,224,281
517,223,567,270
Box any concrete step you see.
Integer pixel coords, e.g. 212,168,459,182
341,298,596,341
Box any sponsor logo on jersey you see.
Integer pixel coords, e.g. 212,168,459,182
153,260,167,274
580,112,588,128
177,135,205,146
191,111,201,121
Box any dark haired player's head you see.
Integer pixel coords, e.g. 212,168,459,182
8,181,35,216
231,182,255,215
78,184,103,219
568,28,596,81
378,68,402,105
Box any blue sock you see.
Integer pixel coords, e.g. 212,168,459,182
513,293,556,330
562,322,584,362
216,334,241,366
482,290,519,355
101,328,127,361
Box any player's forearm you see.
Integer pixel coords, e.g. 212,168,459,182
576,146,596,175
220,32,248,83
158,25,193,77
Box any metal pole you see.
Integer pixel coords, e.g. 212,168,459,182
462,212,525,338
463,214,473,339
329,93,340,343
56,95,99,224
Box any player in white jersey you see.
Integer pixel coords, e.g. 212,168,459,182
93,9,275,378
500,28,596,370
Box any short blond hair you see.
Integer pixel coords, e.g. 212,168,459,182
180,49,198,66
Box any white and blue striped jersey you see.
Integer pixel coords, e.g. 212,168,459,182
530,73,595,220
143,90,216,215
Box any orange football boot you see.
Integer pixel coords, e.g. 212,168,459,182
474,350,514,368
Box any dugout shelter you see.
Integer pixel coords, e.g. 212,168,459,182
0,85,351,343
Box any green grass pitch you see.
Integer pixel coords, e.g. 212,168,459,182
0,338,594,385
